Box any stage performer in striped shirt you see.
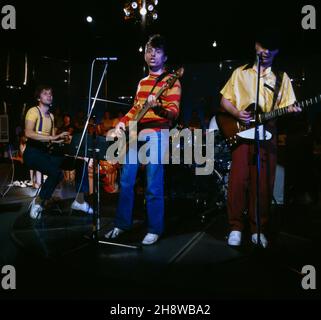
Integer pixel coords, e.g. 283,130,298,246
105,34,181,245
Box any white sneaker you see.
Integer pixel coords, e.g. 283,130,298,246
25,180,33,187
251,233,268,248
71,200,93,214
20,181,27,188
142,233,159,245
227,230,242,246
30,199,43,219
104,227,124,239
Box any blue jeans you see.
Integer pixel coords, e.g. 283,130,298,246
115,130,168,235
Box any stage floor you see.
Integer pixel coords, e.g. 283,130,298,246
0,181,320,300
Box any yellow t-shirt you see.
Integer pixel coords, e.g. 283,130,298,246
220,64,296,112
25,106,54,136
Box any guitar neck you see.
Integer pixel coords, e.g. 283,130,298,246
132,81,168,123
261,94,321,122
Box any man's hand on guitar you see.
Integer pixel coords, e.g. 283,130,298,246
147,94,171,118
236,110,252,124
288,104,302,113
115,122,126,137
146,95,161,109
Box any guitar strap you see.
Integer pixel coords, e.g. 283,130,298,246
271,71,284,111
149,71,170,97
244,63,284,111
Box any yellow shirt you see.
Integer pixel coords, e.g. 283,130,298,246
220,64,296,112
25,106,54,136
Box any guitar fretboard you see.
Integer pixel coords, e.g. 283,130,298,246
261,94,321,122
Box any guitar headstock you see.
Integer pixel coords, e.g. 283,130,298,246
164,67,184,89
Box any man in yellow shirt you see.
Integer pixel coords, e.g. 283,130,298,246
220,33,301,248
24,85,70,219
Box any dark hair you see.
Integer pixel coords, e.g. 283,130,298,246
145,34,168,55
255,28,282,51
34,84,53,100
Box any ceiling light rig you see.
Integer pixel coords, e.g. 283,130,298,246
123,0,159,24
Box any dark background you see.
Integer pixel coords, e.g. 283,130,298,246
0,0,321,131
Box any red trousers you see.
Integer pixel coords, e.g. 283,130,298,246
227,139,277,233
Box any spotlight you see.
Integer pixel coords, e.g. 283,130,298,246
123,8,130,16
123,1,160,24
131,1,138,9
139,46,143,52
86,16,93,23
140,7,147,16
212,41,217,47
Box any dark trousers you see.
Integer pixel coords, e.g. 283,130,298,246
74,159,89,193
227,138,277,233
23,145,64,200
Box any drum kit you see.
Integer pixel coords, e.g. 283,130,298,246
166,115,231,210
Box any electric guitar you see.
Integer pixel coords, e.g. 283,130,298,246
131,67,184,123
116,67,184,161
216,94,321,148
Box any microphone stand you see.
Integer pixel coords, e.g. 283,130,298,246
76,58,109,241
78,59,141,249
254,53,263,248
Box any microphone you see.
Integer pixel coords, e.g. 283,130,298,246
95,57,118,61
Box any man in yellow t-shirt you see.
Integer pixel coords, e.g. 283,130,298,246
23,85,70,219
220,33,301,248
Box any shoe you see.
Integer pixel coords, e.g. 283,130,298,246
25,180,33,187
227,230,242,246
251,233,268,248
20,181,27,188
13,181,20,187
71,200,93,214
142,233,159,245
30,199,43,219
104,227,124,239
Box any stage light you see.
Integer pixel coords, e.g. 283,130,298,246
212,41,217,47
123,8,130,16
139,46,143,52
140,7,147,16
86,16,93,23
123,0,159,24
